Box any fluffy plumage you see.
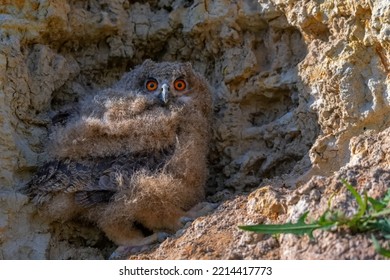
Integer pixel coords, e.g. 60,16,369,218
26,60,213,246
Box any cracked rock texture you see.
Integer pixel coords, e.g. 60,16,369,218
0,0,389,259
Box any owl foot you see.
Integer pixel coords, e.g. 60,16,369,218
179,216,194,225
176,202,219,230
109,232,170,259
186,201,219,219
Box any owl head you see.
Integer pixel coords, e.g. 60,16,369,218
115,60,212,115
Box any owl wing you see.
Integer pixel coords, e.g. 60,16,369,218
25,158,116,206
25,148,174,207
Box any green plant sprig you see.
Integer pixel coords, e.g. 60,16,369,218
239,179,390,257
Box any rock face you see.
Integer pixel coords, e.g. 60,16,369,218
0,0,389,259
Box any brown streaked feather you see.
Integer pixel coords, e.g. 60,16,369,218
74,190,115,207
25,147,174,205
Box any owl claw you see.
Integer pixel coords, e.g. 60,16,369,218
186,202,219,219
179,216,194,225
156,232,170,242
109,245,146,259
177,202,219,229
108,231,170,259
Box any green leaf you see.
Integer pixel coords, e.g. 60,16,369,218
318,209,345,225
382,189,390,205
341,179,362,205
368,197,387,212
369,207,390,219
368,219,390,233
341,179,367,223
371,235,390,258
239,212,336,239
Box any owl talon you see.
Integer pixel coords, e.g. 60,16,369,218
109,245,148,259
186,202,219,219
179,216,194,225
156,232,170,242
108,231,170,259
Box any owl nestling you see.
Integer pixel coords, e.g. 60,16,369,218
26,60,213,249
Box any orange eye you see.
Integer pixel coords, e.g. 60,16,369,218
174,79,187,91
146,79,158,91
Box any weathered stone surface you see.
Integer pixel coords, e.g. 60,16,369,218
0,0,389,259
280,127,390,260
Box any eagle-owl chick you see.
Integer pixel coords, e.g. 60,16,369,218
26,60,213,247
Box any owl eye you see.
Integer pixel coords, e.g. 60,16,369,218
174,79,187,91
146,79,158,91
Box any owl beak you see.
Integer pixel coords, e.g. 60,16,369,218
160,83,169,104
